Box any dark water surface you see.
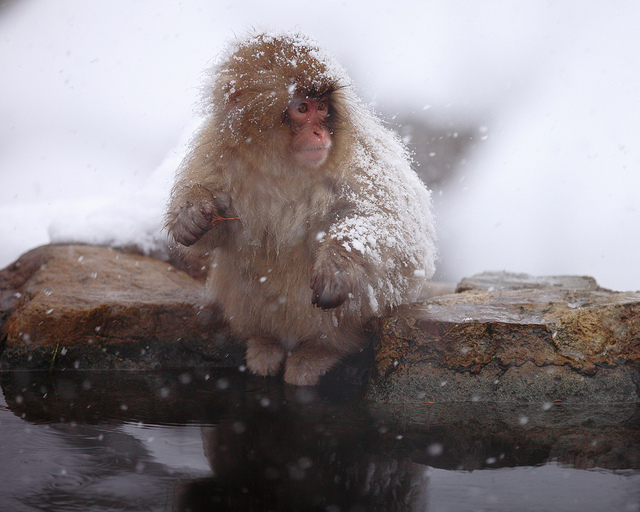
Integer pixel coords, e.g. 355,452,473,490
0,368,639,511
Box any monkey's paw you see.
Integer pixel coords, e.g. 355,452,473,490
168,186,230,247
310,258,354,309
246,336,286,377
283,343,342,386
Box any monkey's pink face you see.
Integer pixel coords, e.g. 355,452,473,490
287,98,332,167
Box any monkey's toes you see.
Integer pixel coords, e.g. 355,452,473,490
283,366,321,386
283,344,342,386
246,337,286,377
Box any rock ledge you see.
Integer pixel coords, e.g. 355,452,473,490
1,246,639,403
0,244,242,370
366,272,640,403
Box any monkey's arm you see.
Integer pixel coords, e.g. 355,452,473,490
309,196,371,310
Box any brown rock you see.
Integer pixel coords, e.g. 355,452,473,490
3,249,639,404
0,244,243,370
366,271,640,403
455,271,602,292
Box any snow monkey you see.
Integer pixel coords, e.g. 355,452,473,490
166,31,436,385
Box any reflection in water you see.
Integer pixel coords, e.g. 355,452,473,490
175,388,428,511
0,369,639,511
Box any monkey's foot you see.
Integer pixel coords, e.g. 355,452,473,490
246,336,286,377
283,343,343,386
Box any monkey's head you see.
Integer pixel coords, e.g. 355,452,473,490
207,32,351,169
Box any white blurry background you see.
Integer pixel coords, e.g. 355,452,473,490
1,0,638,291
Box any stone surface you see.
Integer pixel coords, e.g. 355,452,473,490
366,271,640,403
2,247,639,404
0,244,243,370
456,271,602,292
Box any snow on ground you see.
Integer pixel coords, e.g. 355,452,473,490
1,1,638,290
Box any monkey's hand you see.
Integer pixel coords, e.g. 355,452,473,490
168,186,232,247
310,257,354,310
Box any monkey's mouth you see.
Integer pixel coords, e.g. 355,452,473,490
300,145,331,164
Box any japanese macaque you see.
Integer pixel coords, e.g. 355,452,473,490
166,31,436,386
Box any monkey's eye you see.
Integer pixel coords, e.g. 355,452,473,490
318,100,328,111
297,103,309,114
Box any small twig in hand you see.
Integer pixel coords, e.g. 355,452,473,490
211,214,240,227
